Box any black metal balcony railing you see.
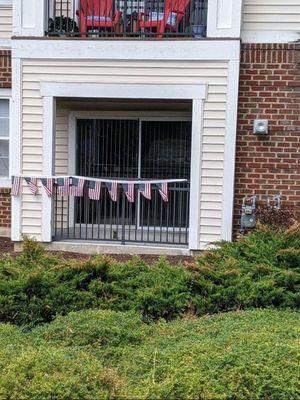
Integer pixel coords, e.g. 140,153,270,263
53,183,190,246
46,0,207,38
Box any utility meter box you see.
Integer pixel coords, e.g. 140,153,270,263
241,212,256,229
240,197,257,232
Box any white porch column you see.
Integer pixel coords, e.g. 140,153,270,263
11,57,22,241
207,0,243,38
189,99,204,250
41,96,56,242
13,0,46,37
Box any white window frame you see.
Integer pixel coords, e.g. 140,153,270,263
0,88,11,188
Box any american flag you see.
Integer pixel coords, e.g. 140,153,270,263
11,176,21,196
24,177,38,195
157,182,168,202
56,177,70,197
41,178,53,198
87,180,101,200
139,183,152,200
106,181,118,202
122,183,135,203
69,177,85,197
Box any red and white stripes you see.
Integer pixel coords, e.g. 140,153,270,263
10,176,182,204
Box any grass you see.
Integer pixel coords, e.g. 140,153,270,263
0,309,299,399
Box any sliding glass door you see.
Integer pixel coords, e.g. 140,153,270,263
75,117,191,231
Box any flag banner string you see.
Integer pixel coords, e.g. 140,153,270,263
40,178,54,198
11,176,188,203
13,175,188,185
24,177,38,196
11,176,21,197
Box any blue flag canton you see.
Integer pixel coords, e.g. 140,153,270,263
71,177,79,187
88,180,96,189
56,178,65,187
106,182,112,191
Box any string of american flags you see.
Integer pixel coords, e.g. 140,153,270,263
11,176,188,203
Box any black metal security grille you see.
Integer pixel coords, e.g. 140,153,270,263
45,0,207,38
53,118,191,246
77,119,139,178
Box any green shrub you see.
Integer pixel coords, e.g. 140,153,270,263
0,251,192,327
0,309,299,399
0,347,119,400
17,237,49,267
0,226,299,328
189,226,300,315
32,309,144,347
90,257,193,321
277,248,300,268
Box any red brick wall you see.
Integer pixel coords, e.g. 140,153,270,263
0,189,11,230
0,50,11,88
234,43,300,231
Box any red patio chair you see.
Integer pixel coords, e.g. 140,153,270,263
76,0,122,35
139,0,191,38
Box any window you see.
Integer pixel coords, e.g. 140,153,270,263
75,118,191,228
0,99,9,178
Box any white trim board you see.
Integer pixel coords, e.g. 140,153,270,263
42,96,56,242
13,39,240,61
221,59,240,242
0,40,11,49
0,88,11,97
10,57,22,241
41,83,207,101
241,30,300,44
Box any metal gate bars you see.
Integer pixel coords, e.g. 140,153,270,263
53,182,190,245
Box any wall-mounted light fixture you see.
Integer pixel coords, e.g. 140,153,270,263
253,119,268,135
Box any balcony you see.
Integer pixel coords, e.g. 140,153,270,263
54,183,190,245
45,0,207,38
53,115,191,246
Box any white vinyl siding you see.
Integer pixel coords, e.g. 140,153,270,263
242,0,300,42
21,59,228,248
0,4,12,40
55,108,69,175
